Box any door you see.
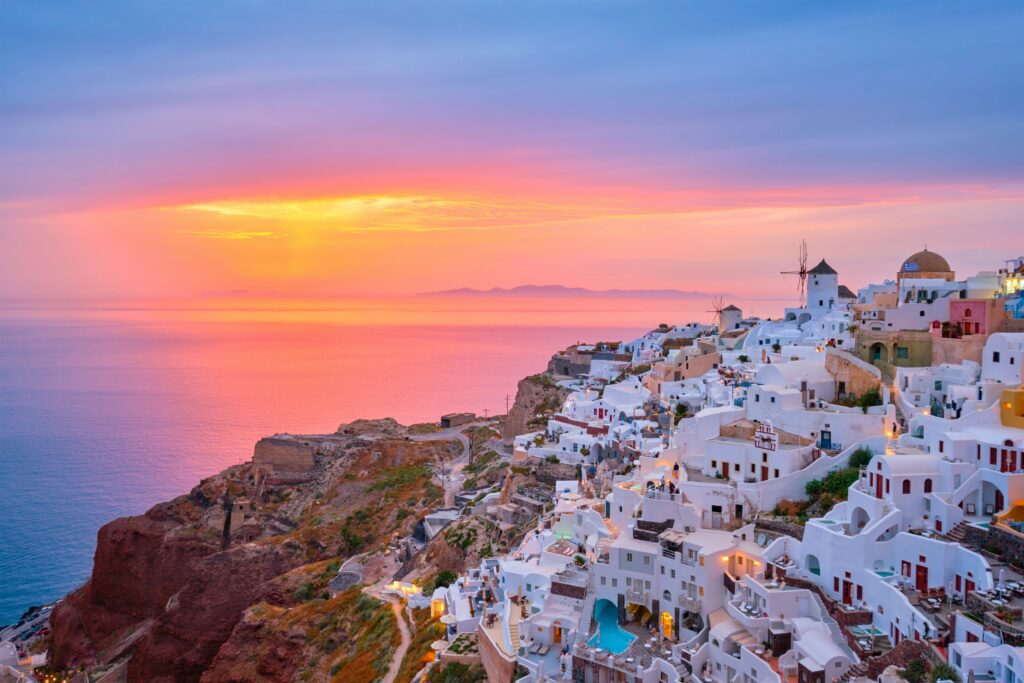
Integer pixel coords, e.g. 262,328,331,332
916,564,928,594
820,430,832,450
996,489,1005,513
761,466,769,481
553,624,562,645
965,579,975,597
876,474,883,498
842,581,853,606
723,462,730,479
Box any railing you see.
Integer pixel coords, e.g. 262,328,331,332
679,595,702,612
625,587,650,604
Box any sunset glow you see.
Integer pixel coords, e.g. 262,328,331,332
2,2,1022,304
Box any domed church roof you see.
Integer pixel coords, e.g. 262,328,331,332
901,248,951,274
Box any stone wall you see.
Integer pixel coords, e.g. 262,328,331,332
863,639,941,679
825,350,881,399
932,335,988,365
755,518,806,541
252,437,315,472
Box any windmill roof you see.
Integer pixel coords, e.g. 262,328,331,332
808,259,838,275
722,305,741,311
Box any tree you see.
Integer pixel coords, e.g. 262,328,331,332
738,354,751,363
674,403,688,421
771,342,782,354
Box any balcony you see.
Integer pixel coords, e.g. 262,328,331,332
678,595,702,612
625,587,650,605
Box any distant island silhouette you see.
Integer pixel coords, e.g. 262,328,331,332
420,284,725,298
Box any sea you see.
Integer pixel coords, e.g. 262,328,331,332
0,295,783,624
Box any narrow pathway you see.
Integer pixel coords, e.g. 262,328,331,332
379,597,411,683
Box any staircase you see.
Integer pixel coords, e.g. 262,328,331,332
509,621,521,651
807,590,858,663
945,521,970,544
839,661,868,682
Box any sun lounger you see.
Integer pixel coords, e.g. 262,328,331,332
538,644,550,656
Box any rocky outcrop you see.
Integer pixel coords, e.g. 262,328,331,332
335,417,405,436
501,374,569,444
127,542,305,682
48,429,450,682
50,505,219,669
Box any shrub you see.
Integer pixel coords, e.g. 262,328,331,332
856,389,883,413
805,479,824,497
738,355,750,363
294,582,314,602
900,659,926,683
929,663,961,683
848,447,873,469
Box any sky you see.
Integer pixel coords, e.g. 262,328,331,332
1,1,1022,303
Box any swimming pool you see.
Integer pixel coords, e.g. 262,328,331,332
814,519,837,525
588,600,636,654
874,570,894,577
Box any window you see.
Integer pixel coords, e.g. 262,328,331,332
902,480,911,494
834,577,840,591
924,479,933,493
994,351,1001,363
770,396,776,404
612,578,617,587
626,552,633,562
601,576,606,585
897,347,909,359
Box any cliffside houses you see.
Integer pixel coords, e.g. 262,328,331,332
430,250,1024,683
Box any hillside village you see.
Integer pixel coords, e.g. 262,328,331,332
419,249,1024,683
6,248,1024,683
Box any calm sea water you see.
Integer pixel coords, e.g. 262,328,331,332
0,296,781,623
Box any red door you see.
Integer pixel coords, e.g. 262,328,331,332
965,579,975,597
996,490,1005,513
723,462,730,479
876,474,883,498
761,466,769,481
842,581,853,606
916,564,929,594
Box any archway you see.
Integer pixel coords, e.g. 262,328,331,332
661,611,674,639
552,621,562,645
850,507,870,533
870,343,888,364
806,554,821,576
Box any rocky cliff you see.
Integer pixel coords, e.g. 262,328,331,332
501,373,570,443
48,428,453,682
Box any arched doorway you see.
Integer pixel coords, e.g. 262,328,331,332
870,343,888,364
660,611,674,639
850,507,870,533
807,554,821,576
552,621,562,645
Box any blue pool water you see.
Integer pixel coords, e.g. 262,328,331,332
875,570,894,577
588,600,636,654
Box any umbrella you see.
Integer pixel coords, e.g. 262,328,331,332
440,614,456,625
430,640,448,651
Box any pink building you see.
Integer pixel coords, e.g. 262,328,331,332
937,299,1005,337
